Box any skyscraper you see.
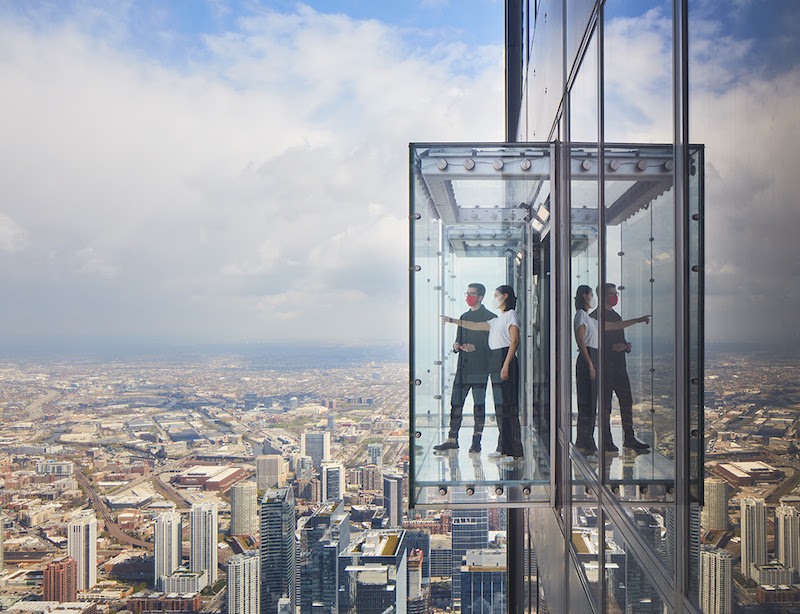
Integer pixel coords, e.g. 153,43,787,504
301,432,330,470
257,455,288,490
260,487,296,614
382,473,403,528
740,497,767,580
155,510,182,589
190,502,218,585
228,551,260,614
460,550,506,614
367,443,383,468
67,510,97,590
775,504,800,580
703,478,729,531
231,481,258,537
298,499,350,614
451,508,488,600
320,462,344,502
43,556,77,602
699,546,732,614
340,529,407,614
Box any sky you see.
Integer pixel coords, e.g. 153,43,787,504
0,0,504,350
0,0,796,351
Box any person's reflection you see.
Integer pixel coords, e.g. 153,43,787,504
591,283,651,452
434,283,496,454
574,285,599,456
443,285,523,462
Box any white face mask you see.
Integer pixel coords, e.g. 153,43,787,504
587,297,596,310
492,297,502,309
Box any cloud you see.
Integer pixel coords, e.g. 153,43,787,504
0,3,503,346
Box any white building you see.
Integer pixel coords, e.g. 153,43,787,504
256,455,288,490
227,551,260,614
162,568,208,593
190,502,218,585
67,511,97,590
154,510,182,588
699,546,732,614
740,497,767,580
230,481,258,537
320,462,344,502
775,505,800,580
703,478,728,531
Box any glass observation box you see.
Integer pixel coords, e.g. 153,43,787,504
409,143,703,509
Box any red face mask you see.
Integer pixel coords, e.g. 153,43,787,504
466,295,479,307
608,295,619,307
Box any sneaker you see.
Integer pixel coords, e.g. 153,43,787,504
487,449,502,458
499,455,523,464
604,440,619,453
576,441,597,456
623,438,650,451
433,438,459,451
468,442,481,454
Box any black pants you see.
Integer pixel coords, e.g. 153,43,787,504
575,348,598,445
447,378,487,439
601,365,635,439
491,347,523,457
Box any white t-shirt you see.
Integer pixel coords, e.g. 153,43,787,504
488,309,521,350
574,309,598,349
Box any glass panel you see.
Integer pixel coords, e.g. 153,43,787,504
602,145,676,502
605,510,667,614
605,146,677,492
410,144,552,507
529,0,563,140
603,0,673,143
571,495,602,609
570,146,600,463
569,29,598,143
566,0,597,81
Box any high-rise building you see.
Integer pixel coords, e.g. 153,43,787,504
429,534,452,580
257,455,288,490
382,473,403,527
340,529,407,614
740,497,767,580
775,504,800,580
231,481,258,537
190,502,218,585
460,549,506,614
301,432,330,470
295,455,313,481
408,548,429,614
67,510,97,590
260,487,296,614
451,508,488,600
298,499,350,614
155,510,182,589
43,556,77,602
367,443,383,468
703,479,729,531
326,415,335,432
320,462,344,502
227,551,260,614
699,547,731,614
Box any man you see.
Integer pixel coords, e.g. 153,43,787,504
434,283,496,453
591,283,651,452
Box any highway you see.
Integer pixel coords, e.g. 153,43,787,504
75,469,152,550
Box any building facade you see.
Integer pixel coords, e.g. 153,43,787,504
703,478,729,531
382,473,403,528
300,432,330,470
260,487,296,614
231,480,258,537
43,556,77,602
154,510,182,589
320,462,344,502
741,497,767,580
227,551,260,614
67,511,97,591
699,547,732,614
775,504,800,581
189,502,218,585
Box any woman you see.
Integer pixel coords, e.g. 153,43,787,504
574,285,599,455
442,285,523,460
